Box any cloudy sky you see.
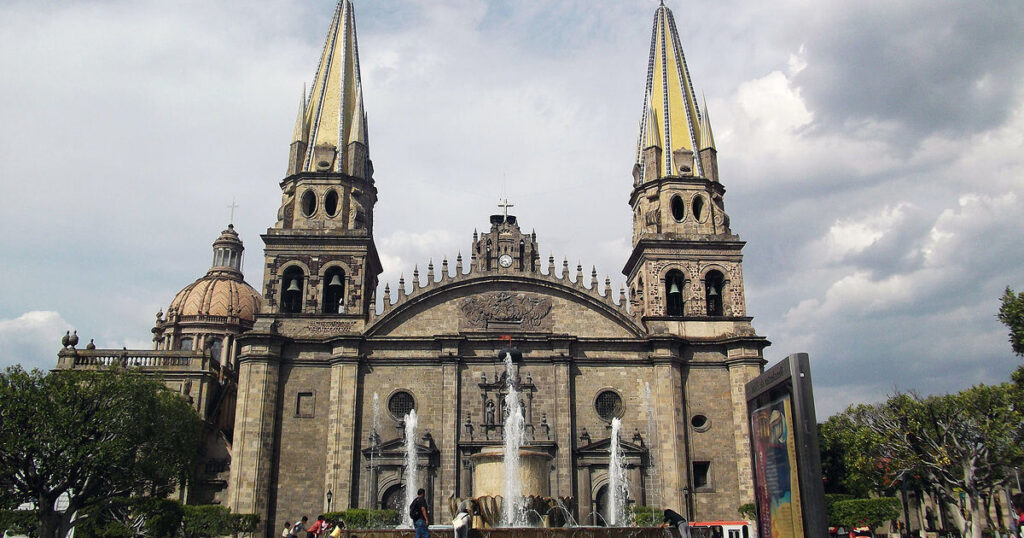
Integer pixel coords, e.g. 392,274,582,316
1,0,1022,417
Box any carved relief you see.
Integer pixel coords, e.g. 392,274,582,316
459,292,553,331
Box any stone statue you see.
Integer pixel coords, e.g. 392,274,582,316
485,399,495,425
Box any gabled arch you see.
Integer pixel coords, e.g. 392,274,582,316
366,275,643,338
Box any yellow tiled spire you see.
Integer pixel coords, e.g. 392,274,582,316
297,0,368,175
636,2,706,180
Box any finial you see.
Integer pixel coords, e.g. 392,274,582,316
86,339,96,350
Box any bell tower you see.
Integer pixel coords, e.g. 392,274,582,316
622,2,747,324
262,0,381,324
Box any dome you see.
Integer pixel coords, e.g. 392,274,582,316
165,224,263,323
168,276,262,321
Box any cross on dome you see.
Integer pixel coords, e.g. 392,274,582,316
498,197,514,218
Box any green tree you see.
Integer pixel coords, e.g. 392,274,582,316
998,287,1024,356
847,386,1023,538
0,366,201,538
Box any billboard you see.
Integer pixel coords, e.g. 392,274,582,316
745,353,825,538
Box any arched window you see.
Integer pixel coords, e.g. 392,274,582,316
705,270,724,316
178,337,194,351
322,267,346,314
281,266,305,314
208,337,223,362
665,270,685,316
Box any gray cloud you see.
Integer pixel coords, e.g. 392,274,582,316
786,0,1024,140
1,0,1022,418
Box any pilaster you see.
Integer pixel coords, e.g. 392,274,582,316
325,359,361,509
437,359,460,517
553,358,574,499
227,339,282,526
652,360,688,513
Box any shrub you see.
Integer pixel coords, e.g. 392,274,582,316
628,506,662,527
831,497,901,530
738,503,756,520
75,497,182,538
322,509,399,529
181,505,234,538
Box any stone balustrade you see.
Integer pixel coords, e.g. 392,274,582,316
56,349,215,372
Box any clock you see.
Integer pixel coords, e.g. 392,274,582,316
498,254,514,268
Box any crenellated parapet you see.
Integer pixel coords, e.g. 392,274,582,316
371,214,633,323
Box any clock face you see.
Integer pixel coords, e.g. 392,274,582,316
498,254,514,268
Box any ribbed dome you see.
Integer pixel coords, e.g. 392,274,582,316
165,224,262,322
168,276,261,321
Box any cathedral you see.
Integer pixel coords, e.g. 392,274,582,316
56,0,769,533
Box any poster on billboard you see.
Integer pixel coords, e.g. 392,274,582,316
745,353,825,538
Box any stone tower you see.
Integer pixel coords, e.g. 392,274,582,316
264,0,381,323
621,2,765,515
624,3,741,321
228,0,380,519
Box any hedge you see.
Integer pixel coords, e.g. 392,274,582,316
824,493,856,526
321,509,399,529
831,497,901,529
180,505,260,538
0,510,37,538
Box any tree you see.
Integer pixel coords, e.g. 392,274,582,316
998,287,1024,356
846,386,1023,538
0,366,201,538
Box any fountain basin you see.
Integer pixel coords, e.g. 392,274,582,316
470,446,553,498
334,529,674,538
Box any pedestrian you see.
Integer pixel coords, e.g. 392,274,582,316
291,516,308,537
410,488,430,538
281,522,292,538
660,509,691,538
307,515,327,538
1012,493,1024,538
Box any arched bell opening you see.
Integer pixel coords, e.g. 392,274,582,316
665,269,685,316
705,270,724,316
281,266,305,314
322,266,346,314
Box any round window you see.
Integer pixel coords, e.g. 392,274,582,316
301,190,317,217
324,189,339,217
691,414,710,431
670,195,686,221
388,391,415,420
595,390,623,421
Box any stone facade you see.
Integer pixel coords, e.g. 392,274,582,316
55,1,770,533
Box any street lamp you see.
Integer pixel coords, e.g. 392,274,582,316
326,489,333,512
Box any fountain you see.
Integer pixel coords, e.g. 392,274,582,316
607,418,629,526
399,409,419,528
501,350,526,527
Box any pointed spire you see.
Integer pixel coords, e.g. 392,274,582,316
292,85,308,144
635,2,705,180
295,0,369,176
699,92,716,150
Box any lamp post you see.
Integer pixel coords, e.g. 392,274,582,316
326,489,333,512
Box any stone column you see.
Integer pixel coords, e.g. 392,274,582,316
324,359,361,510
226,337,282,529
437,358,460,518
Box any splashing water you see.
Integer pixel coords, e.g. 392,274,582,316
400,409,419,528
608,417,630,526
502,352,527,527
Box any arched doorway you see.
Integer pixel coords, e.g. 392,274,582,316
381,483,405,512
594,484,610,527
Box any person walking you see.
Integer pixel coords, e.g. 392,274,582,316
281,522,292,538
307,515,327,538
291,516,308,538
410,488,430,538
